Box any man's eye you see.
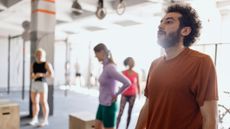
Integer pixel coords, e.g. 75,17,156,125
165,20,173,24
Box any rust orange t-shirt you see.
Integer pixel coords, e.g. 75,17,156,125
144,48,218,129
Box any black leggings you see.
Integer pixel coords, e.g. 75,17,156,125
116,95,136,129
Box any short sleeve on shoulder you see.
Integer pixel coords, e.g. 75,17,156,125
193,56,218,106
144,62,155,98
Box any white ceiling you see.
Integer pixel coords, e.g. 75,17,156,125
0,0,230,37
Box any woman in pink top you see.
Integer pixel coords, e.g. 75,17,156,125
116,57,141,129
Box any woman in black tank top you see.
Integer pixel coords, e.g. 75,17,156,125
33,62,47,82
29,48,54,127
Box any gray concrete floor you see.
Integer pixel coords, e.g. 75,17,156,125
2,86,229,129
0,86,145,129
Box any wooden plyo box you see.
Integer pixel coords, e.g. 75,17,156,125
69,112,95,129
0,100,20,129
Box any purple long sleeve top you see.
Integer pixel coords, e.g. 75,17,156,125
98,58,131,106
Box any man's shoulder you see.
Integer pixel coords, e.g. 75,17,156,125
187,48,211,60
151,56,164,65
186,48,214,66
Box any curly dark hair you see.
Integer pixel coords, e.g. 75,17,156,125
123,57,133,66
166,3,202,47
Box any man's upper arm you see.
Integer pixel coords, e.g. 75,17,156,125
135,98,149,129
200,100,218,129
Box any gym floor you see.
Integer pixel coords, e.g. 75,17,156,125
1,86,145,129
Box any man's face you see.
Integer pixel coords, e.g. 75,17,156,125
157,12,182,48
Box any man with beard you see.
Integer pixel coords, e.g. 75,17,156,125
135,3,218,129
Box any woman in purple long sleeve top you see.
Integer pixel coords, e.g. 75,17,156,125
94,43,131,129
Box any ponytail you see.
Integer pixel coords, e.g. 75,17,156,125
94,43,115,64
107,50,115,64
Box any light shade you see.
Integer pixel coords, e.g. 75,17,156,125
22,20,30,30
21,20,30,41
95,0,106,19
96,7,106,19
72,0,83,15
116,0,126,15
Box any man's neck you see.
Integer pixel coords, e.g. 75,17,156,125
164,43,185,60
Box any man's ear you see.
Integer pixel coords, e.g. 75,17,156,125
181,27,191,36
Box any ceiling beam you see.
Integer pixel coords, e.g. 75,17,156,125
0,0,22,8
216,0,230,8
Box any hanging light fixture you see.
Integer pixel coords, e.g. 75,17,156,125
95,0,106,20
22,20,30,30
72,0,83,15
21,20,30,41
116,0,126,15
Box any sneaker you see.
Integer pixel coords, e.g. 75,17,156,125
29,118,38,126
38,120,48,127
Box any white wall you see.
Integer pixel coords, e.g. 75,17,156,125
0,38,8,89
0,37,30,91
220,15,230,43
191,0,222,44
53,19,162,87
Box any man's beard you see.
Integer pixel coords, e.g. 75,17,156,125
157,29,181,49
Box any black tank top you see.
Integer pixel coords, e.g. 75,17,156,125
33,62,47,82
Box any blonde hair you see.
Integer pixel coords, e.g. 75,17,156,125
35,48,46,61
